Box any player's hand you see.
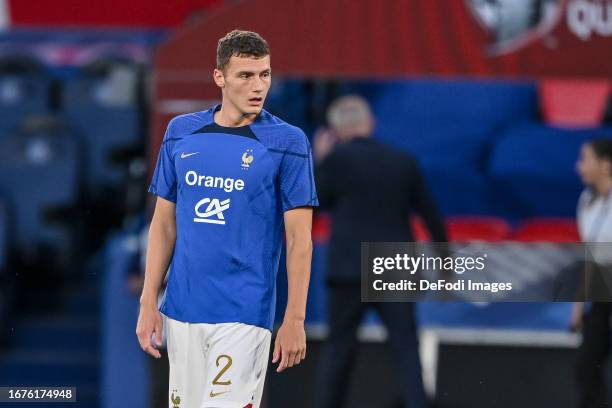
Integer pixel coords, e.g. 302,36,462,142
313,127,338,163
569,302,584,332
136,303,163,358
272,319,306,372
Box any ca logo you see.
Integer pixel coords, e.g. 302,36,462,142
194,197,230,225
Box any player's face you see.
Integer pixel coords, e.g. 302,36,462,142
577,143,610,186
219,55,271,116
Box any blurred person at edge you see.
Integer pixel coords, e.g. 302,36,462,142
313,95,447,408
127,196,168,408
573,138,612,408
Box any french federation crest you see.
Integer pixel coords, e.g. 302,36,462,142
242,148,254,169
171,390,181,408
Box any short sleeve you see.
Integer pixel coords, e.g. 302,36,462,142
279,130,319,212
148,120,177,203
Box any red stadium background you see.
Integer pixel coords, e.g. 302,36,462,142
150,0,612,161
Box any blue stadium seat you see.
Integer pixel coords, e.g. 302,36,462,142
378,122,493,171
367,79,538,129
417,302,573,330
423,167,495,216
0,119,80,263
343,80,534,141
61,65,141,196
265,80,310,133
489,124,612,219
0,74,50,139
340,80,538,172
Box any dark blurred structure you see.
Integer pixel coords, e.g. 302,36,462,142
0,33,155,407
0,116,81,302
269,335,581,408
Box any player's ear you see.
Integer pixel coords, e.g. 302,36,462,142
370,116,376,134
213,68,225,88
603,159,612,177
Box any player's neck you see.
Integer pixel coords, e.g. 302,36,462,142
214,102,257,127
593,178,612,198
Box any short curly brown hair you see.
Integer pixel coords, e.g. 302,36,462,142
216,30,270,72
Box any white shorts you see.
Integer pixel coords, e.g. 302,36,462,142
165,316,271,408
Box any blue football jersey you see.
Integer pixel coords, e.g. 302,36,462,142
148,104,319,331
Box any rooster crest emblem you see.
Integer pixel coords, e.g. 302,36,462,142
171,390,181,407
241,149,254,169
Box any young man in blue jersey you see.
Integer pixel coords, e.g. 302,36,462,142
136,30,318,408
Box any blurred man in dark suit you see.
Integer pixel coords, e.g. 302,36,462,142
313,95,447,408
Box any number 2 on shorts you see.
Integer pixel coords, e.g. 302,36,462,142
212,354,233,386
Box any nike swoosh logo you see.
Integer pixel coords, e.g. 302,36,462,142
209,390,229,398
180,152,199,159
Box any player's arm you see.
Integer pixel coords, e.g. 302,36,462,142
570,302,584,331
410,159,447,241
273,207,313,372
136,196,177,358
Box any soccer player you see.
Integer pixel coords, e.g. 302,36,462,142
136,30,318,408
